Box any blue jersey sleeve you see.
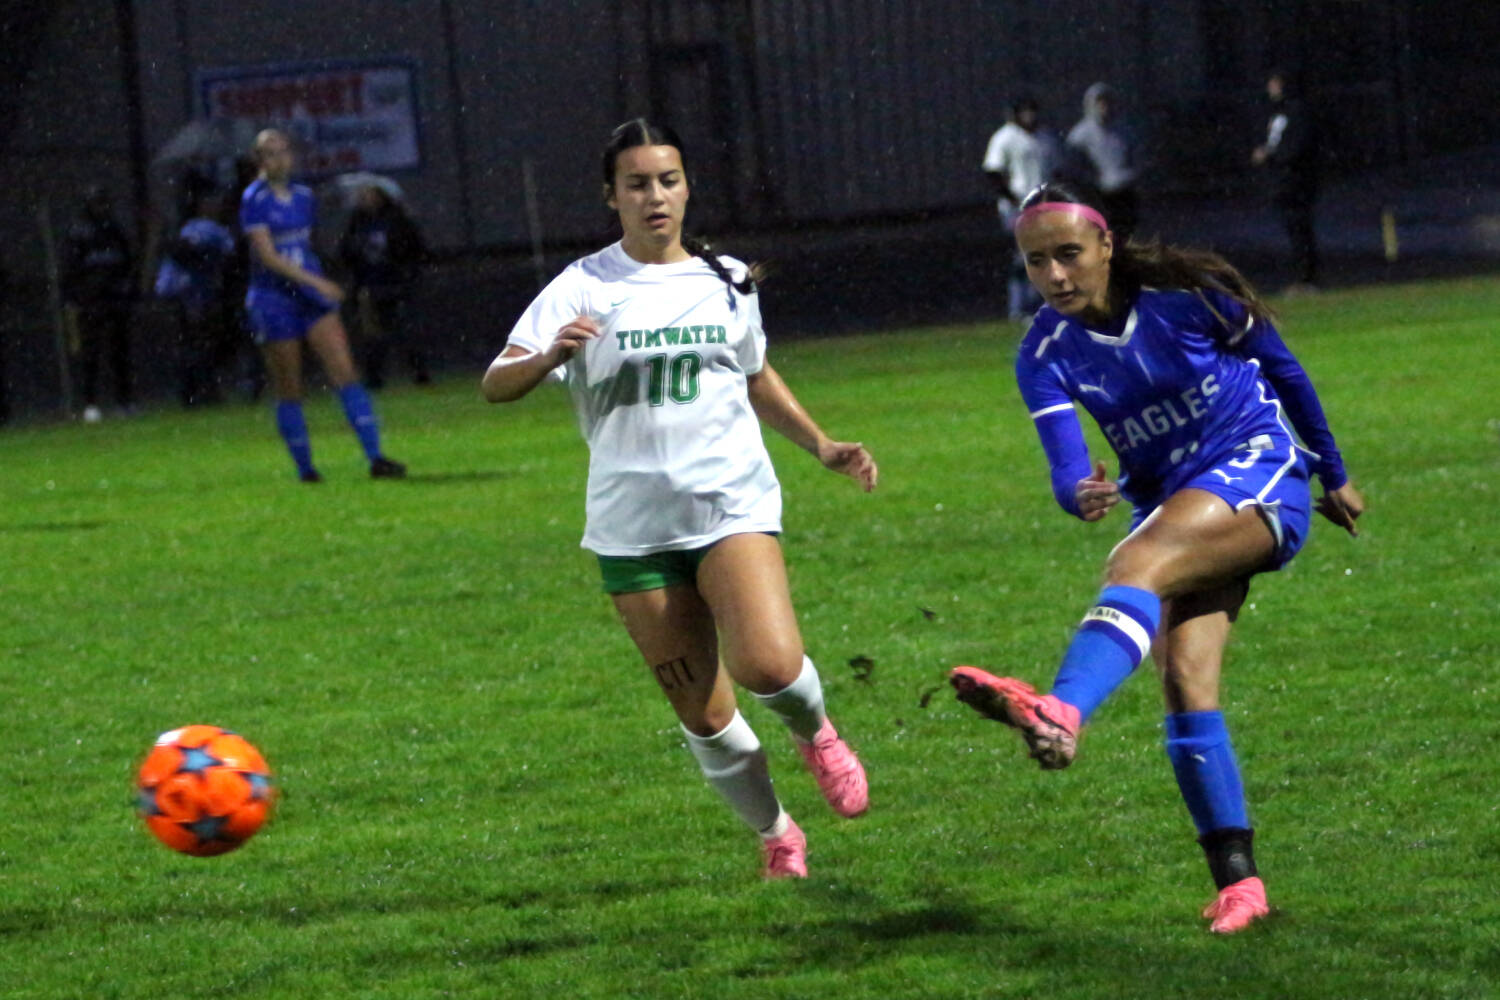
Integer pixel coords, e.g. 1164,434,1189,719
239,187,268,232
1016,342,1092,518
1198,289,1348,490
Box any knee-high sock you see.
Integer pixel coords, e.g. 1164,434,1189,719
1165,710,1250,836
336,383,381,460
751,655,826,743
274,400,314,476
1049,584,1160,721
683,711,783,834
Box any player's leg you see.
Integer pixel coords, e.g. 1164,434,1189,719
356,288,388,389
695,533,868,818
76,305,104,416
260,337,318,482
106,302,134,410
1155,585,1269,933
1006,248,1032,322
306,310,403,477
611,579,804,877
953,488,1275,768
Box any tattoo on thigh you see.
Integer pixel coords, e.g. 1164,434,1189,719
652,657,696,691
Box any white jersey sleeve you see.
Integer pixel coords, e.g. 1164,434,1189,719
501,266,591,383
732,267,767,376
982,126,1009,173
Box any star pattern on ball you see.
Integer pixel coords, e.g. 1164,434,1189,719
177,746,223,775
245,772,272,801
185,814,229,842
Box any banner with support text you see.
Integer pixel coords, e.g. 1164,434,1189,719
198,59,422,176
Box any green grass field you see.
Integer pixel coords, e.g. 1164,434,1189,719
2,276,1497,999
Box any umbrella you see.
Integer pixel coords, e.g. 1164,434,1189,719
330,171,404,206
151,118,255,168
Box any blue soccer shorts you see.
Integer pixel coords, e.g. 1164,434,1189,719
247,286,337,344
1133,432,1313,569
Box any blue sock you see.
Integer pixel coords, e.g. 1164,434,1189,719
1165,710,1250,836
274,401,315,477
337,383,382,461
1049,585,1160,721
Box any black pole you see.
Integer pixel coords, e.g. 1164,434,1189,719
115,0,149,233
439,0,476,249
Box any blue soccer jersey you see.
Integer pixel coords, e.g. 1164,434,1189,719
154,217,236,310
1015,287,1346,516
239,178,325,296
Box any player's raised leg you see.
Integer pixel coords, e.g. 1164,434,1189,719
613,581,805,877
697,532,868,818
953,491,1277,768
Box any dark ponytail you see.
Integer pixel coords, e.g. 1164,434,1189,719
602,118,762,299
682,235,760,296
1019,182,1275,324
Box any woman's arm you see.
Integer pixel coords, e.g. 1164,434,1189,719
481,315,597,403
1031,407,1116,520
245,228,344,303
746,361,877,491
1240,324,1347,490
1215,300,1364,536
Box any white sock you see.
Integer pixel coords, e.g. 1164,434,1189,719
758,809,789,840
683,711,783,833
751,654,827,743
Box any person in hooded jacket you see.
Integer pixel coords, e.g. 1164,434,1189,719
1066,82,1143,244
1252,69,1321,289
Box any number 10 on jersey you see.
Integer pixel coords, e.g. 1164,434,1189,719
644,352,702,405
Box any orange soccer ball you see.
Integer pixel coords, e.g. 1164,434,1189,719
136,725,275,857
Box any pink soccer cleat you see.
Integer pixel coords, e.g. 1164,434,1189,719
761,816,808,879
949,666,1082,770
1202,876,1270,933
796,718,869,818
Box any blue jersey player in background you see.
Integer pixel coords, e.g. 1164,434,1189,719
951,183,1364,934
241,129,405,482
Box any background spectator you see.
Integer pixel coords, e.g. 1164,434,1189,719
338,183,431,388
982,98,1060,321
154,185,236,406
1252,68,1321,290
63,184,136,421
1066,82,1143,243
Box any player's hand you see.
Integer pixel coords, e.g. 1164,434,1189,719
547,315,599,366
1075,459,1120,522
1315,481,1365,537
1251,146,1268,166
818,439,878,493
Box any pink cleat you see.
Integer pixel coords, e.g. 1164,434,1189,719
1202,876,1270,933
761,816,808,879
949,666,1082,770
796,718,869,818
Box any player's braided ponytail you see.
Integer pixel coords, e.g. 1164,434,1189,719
682,235,760,297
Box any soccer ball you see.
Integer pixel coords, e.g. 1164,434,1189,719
136,724,275,857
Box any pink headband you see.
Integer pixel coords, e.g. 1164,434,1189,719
1013,201,1110,234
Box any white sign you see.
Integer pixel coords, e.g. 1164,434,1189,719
199,60,421,175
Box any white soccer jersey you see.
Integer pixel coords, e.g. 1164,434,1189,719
982,122,1058,207
503,241,781,555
